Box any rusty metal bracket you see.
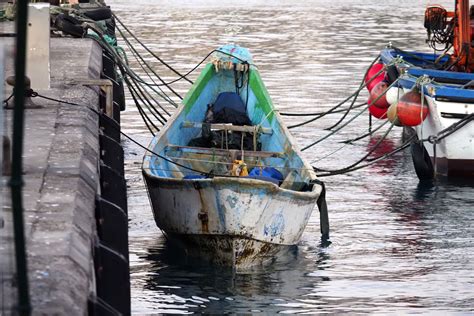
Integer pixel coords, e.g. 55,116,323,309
69,79,113,117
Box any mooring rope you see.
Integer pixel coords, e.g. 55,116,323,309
287,65,383,130
300,77,401,151
420,112,474,144
324,54,382,131
341,120,390,144
314,122,395,173
85,25,184,103
285,55,382,131
112,12,193,84
12,89,458,179
280,102,367,117
315,135,415,177
113,23,184,101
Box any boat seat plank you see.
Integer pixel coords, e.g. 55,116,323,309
181,121,273,135
165,145,285,159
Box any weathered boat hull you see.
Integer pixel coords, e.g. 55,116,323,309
142,45,325,268
143,174,320,268
164,233,295,269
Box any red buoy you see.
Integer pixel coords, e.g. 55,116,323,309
365,63,385,91
368,97,388,119
396,90,429,126
369,81,390,109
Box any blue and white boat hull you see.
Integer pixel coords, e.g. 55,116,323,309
381,48,474,178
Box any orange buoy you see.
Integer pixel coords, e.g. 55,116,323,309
396,90,429,126
365,63,385,91
387,102,402,126
369,81,390,109
368,96,388,119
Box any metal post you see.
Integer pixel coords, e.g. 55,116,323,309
26,3,50,90
10,0,31,314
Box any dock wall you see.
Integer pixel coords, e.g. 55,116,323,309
1,19,130,315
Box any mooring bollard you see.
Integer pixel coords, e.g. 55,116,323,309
5,75,38,109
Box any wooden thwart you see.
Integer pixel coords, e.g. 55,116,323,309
166,145,285,159
181,121,273,135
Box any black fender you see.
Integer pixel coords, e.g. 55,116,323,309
54,14,85,38
385,64,400,84
82,7,112,21
410,141,434,180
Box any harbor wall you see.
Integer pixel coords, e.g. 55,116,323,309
0,16,129,315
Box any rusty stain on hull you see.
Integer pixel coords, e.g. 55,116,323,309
168,233,292,269
194,181,209,233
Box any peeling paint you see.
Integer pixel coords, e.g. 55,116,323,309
226,195,238,209
263,211,285,237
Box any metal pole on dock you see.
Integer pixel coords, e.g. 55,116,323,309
9,0,32,314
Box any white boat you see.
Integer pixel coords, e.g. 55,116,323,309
142,45,329,269
380,49,474,179
376,1,474,179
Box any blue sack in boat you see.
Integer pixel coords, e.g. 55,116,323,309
248,167,284,181
211,92,251,126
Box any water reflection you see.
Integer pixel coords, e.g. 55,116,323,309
133,238,331,314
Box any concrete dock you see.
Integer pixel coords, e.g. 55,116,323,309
1,19,129,315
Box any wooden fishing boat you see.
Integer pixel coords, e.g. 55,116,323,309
368,1,474,179
142,45,328,269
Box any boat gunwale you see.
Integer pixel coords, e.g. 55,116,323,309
142,169,321,201
381,48,474,102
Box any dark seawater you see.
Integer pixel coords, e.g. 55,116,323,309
109,0,474,314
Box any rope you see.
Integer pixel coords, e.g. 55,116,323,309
86,29,183,104
288,55,386,129
281,55,385,129
280,102,366,117
325,54,381,131
313,112,474,177
29,89,468,180
314,122,395,173
315,135,415,177
125,80,159,135
124,75,167,125
282,53,380,119
27,90,277,179
112,12,193,84
420,113,474,144
119,33,173,114
341,120,390,144
112,25,184,101
30,91,217,175
309,119,391,164
300,77,400,151
3,92,13,107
